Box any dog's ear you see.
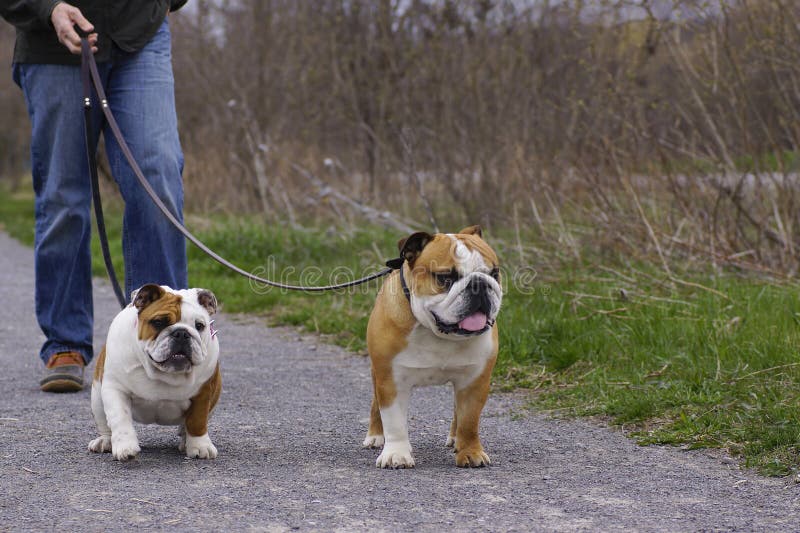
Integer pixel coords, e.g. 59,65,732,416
459,225,482,238
397,231,433,264
133,284,165,312
196,289,218,315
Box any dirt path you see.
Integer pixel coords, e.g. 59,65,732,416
0,231,797,531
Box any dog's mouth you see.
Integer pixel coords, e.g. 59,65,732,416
148,351,193,372
432,311,494,336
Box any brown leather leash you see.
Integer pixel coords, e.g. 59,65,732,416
80,38,399,309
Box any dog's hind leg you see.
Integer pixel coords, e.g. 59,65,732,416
446,388,457,448
88,347,112,454
88,381,112,453
363,370,385,448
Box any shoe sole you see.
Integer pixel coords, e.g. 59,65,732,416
40,376,84,393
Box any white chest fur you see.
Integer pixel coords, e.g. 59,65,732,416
102,362,212,427
130,397,192,425
392,325,494,390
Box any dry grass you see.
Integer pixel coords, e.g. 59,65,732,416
2,1,800,273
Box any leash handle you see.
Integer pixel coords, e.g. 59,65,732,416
79,37,399,304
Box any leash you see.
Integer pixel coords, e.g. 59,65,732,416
80,38,400,309
81,40,127,307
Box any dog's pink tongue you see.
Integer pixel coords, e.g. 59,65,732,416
459,312,488,332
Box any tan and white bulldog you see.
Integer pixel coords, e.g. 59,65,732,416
364,225,502,468
88,284,221,461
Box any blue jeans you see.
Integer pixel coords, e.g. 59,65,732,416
13,21,188,365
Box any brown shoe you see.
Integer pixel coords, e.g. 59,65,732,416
40,351,86,393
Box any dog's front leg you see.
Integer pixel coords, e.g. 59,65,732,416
181,364,221,459
452,359,495,467
101,385,140,461
182,406,218,459
376,387,414,468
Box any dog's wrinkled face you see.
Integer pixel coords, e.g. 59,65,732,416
403,226,502,340
132,284,219,374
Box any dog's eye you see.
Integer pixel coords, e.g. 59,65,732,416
196,321,205,332
432,270,459,290
490,267,500,281
150,317,168,330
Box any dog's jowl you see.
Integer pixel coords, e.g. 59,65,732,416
364,225,502,468
88,284,221,461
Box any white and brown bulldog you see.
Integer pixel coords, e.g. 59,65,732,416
364,225,502,468
88,284,221,461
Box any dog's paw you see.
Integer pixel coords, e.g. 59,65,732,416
185,433,218,459
445,435,456,448
88,435,112,453
455,447,490,468
362,434,385,448
376,444,415,469
111,439,140,461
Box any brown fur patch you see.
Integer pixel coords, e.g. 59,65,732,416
458,233,499,267
93,345,106,382
405,234,455,297
366,271,416,408
196,289,218,315
137,292,183,341
184,363,222,437
458,225,482,237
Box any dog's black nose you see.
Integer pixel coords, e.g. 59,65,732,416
467,276,489,293
466,276,493,315
171,328,191,340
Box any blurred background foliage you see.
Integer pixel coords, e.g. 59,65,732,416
2,0,800,272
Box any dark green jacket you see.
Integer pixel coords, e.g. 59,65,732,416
0,0,188,64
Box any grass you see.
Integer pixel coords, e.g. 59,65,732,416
3,188,800,476
501,276,800,476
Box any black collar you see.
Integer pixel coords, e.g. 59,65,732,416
399,263,411,302
386,257,411,302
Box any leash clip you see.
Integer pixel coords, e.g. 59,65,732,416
385,257,404,270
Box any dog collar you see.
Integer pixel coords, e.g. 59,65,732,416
399,264,411,303
386,257,411,303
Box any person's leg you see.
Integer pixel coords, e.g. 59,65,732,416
103,20,188,296
13,62,105,368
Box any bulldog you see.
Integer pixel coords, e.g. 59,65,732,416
88,284,221,461
364,225,502,468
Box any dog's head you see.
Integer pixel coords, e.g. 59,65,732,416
399,225,502,340
132,284,219,374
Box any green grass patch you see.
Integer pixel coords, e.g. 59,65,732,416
0,188,125,279
503,275,800,476
3,190,800,476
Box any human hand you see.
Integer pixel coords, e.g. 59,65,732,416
50,2,98,54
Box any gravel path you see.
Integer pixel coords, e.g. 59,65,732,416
0,231,798,531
